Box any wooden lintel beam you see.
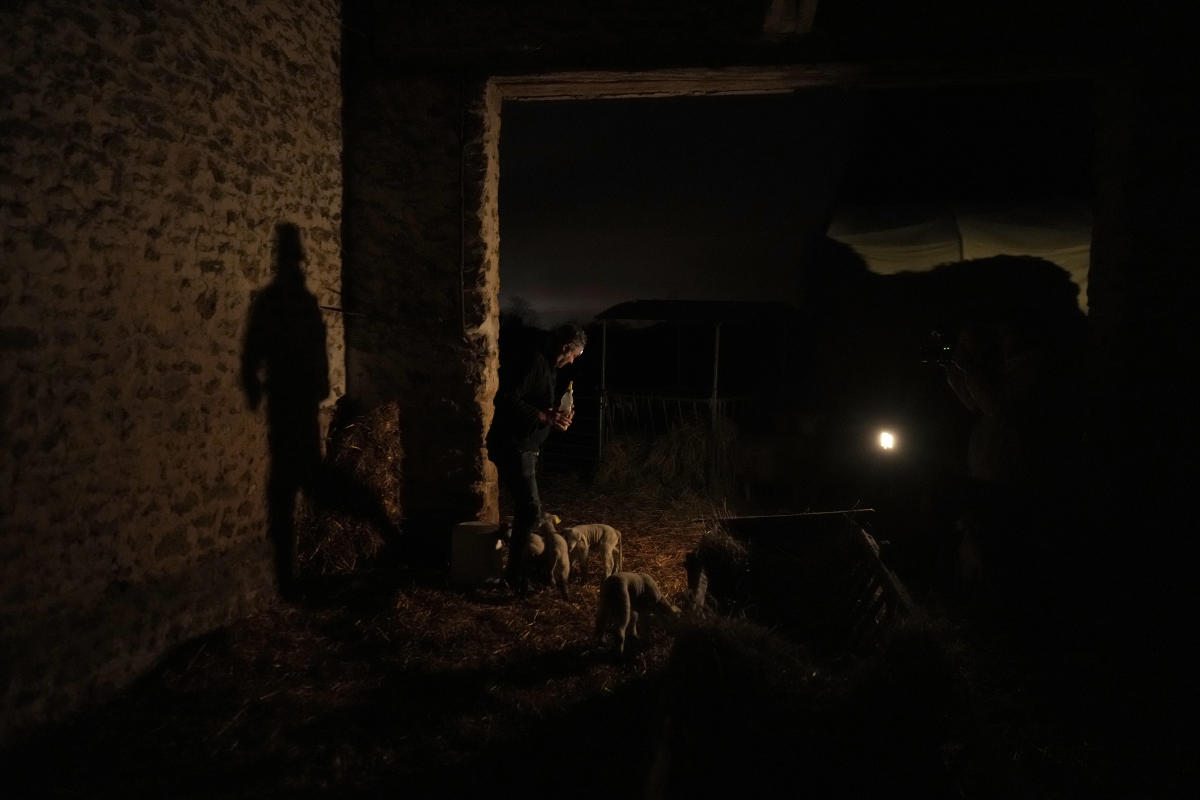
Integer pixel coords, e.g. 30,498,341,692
491,59,1090,102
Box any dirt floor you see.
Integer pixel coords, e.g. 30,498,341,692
2,470,1192,799
3,474,710,799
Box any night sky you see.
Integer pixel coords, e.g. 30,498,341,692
498,80,1093,327
498,90,858,325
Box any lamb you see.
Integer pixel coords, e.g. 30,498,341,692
496,515,569,598
595,571,680,655
560,523,623,581
528,512,570,599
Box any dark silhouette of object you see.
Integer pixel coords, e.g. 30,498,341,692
487,323,586,596
929,256,1091,608
797,239,1093,606
242,223,330,600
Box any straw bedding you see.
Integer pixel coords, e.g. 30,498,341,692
3,471,1143,798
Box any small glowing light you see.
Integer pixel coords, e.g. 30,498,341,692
879,431,895,450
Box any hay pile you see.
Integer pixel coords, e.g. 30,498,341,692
594,419,738,496
297,398,402,576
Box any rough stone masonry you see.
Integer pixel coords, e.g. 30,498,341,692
1,0,344,740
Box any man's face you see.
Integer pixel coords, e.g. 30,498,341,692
555,344,583,368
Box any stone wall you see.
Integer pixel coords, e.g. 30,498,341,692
341,72,499,552
0,0,343,741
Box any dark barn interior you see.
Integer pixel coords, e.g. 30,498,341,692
2,1,1198,797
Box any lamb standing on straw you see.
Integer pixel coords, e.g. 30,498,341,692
595,572,680,655
529,512,570,599
560,523,623,581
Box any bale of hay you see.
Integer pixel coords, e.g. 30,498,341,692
645,419,738,494
592,434,650,491
297,397,402,576
595,419,737,496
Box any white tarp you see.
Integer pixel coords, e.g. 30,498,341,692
957,203,1091,311
827,216,962,275
828,203,1091,311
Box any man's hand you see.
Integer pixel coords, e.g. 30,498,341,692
537,408,575,430
552,407,574,431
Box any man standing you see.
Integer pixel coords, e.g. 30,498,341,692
487,323,586,595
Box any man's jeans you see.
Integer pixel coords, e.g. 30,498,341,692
498,449,541,583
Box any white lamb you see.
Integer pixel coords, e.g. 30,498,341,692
561,523,623,581
528,513,570,599
595,571,680,655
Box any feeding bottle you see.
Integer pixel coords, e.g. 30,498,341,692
559,380,574,415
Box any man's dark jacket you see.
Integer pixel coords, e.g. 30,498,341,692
488,335,557,454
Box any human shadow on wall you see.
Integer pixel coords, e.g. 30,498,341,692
242,223,331,599
242,224,402,602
